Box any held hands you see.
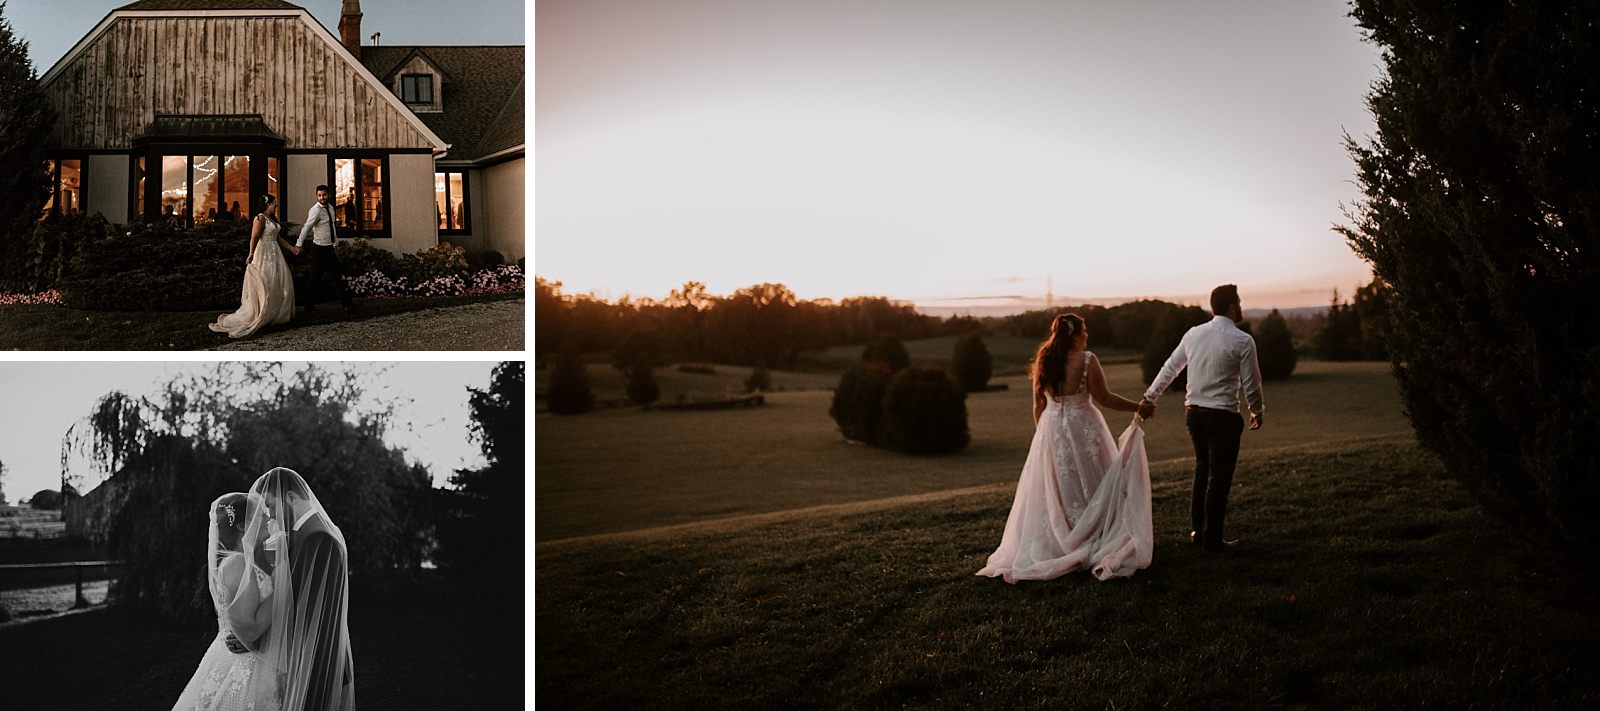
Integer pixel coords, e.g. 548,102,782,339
224,632,248,654
1136,399,1157,421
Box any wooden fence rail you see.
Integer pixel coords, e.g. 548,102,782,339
0,561,124,609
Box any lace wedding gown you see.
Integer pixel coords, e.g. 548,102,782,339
977,351,1154,582
210,216,294,338
173,554,283,711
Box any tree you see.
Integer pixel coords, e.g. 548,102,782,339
29,489,60,509
1341,0,1600,549
435,362,524,596
828,363,894,444
861,333,911,371
1255,309,1298,380
951,333,993,392
1140,306,1210,385
0,1,57,291
625,362,660,406
1352,278,1393,360
744,366,771,393
1315,289,1363,361
548,349,594,415
0,457,7,506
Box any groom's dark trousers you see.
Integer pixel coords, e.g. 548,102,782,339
306,243,351,311
1186,405,1244,547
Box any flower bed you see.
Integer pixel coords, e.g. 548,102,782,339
344,264,525,299
0,289,66,306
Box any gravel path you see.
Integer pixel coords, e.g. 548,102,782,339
211,299,524,351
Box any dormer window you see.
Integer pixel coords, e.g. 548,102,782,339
401,74,434,104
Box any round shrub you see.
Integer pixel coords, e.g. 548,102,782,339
549,351,595,415
951,333,993,392
745,366,772,393
829,362,894,443
1255,309,1298,380
625,362,660,406
861,334,911,371
881,365,969,454
474,250,505,268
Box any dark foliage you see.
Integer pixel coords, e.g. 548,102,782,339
1353,279,1393,360
0,4,57,292
1255,309,1298,380
745,366,772,393
547,350,595,415
29,489,61,509
612,329,664,371
861,334,911,371
1315,289,1364,361
625,362,661,406
1342,0,1600,549
55,218,254,311
434,362,524,594
828,362,895,444
1140,306,1211,385
881,366,970,454
951,333,993,392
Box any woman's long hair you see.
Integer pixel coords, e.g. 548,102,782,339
1032,313,1085,397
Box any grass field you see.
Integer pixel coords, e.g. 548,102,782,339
535,440,1600,708
535,359,1408,541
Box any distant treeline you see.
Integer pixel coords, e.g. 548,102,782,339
535,277,1392,368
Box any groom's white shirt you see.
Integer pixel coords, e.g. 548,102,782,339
1144,315,1264,416
296,202,338,248
292,507,317,532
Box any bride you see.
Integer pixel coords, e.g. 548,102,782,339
977,313,1155,582
210,194,296,338
173,493,283,710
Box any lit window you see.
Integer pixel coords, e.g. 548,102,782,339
330,156,389,236
434,170,469,233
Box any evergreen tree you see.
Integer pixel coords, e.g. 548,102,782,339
548,349,595,415
1255,309,1298,380
625,362,660,406
1315,290,1363,361
744,366,771,393
1341,0,1600,548
950,333,993,392
1140,306,1210,385
881,365,969,454
861,333,911,371
0,2,57,290
436,362,525,590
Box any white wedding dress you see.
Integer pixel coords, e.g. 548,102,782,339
977,351,1154,582
210,216,294,338
173,553,283,711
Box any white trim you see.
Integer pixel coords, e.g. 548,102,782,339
41,8,449,155
475,144,526,164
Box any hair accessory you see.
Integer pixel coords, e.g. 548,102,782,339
222,503,237,527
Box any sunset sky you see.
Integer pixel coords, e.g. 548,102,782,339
537,0,1384,311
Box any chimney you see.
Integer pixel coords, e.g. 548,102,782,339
371,32,381,47
339,0,363,55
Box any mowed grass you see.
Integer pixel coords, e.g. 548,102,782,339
535,440,1600,708
535,360,1408,540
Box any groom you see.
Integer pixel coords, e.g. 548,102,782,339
1139,284,1264,551
294,185,356,315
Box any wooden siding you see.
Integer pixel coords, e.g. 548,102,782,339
44,16,434,150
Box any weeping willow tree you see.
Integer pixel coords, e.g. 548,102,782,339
1340,0,1600,549
62,364,435,623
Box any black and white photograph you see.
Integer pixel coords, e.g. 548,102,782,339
0,361,525,708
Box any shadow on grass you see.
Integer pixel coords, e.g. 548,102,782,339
0,572,523,708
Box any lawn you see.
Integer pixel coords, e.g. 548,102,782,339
535,440,1600,708
0,573,523,708
535,360,1409,541
0,291,524,350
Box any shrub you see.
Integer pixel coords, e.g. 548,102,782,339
1343,0,1600,549
56,218,249,311
336,237,405,278
745,366,772,393
829,362,894,443
881,365,969,454
951,333,993,392
861,333,911,371
473,250,505,269
1255,309,1297,380
625,363,660,406
401,242,471,282
548,351,595,415
1140,306,1211,386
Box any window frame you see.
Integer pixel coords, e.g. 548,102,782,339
401,74,434,105
41,152,90,220
128,147,286,225
326,152,393,239
435,168,471,235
